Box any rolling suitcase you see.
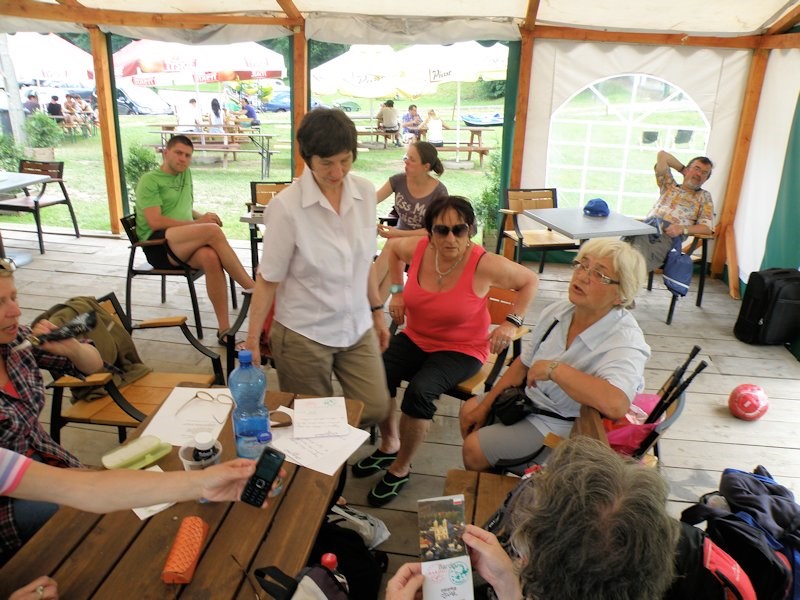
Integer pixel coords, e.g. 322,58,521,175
734,268,800,344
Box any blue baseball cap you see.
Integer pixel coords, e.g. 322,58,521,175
583,198,609,217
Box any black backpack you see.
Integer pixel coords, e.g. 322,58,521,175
681,503,792,600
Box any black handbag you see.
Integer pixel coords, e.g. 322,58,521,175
491,386,536,425
490,386,577,426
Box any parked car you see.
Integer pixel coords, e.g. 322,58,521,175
261,91,322,112
333,100,361,112
115,85,174,115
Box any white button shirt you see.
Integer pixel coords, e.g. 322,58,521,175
259,167,377,347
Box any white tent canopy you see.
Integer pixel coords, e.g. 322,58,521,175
7,32,94,84
1,0,799,284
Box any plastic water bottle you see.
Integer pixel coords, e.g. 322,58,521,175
229,350,270,459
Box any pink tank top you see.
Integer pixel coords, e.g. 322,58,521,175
404,238,490,362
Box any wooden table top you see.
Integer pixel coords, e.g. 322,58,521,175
0,391,364,600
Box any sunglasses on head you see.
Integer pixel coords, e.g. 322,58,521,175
432,224,470,237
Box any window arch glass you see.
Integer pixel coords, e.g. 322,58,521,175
546,74,710,215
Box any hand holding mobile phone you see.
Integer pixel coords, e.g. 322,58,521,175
241,446,286,507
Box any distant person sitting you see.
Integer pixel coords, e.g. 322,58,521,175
46,96,63,122
237,98,260,126
625,150,714,272
401,104,423,144
62,94,79,126
22,94,40,115
209,98,225,134
177,98,203,132
377,99,401,147
421,109,445,147
135,135,255,343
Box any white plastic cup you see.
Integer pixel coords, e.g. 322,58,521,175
178,440,223,471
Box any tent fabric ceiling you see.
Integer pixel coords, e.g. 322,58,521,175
2,1,800,41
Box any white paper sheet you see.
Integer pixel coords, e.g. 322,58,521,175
270,407,369,476
422,556,475,600
292,396,349,438
132,466,175,519
141,387,232,447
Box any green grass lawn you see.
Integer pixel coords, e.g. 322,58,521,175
2,81,504,241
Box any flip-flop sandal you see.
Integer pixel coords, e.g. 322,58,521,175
367,472,410,507
351,449,398,478
217,331,247,351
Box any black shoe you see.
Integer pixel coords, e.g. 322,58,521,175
367,471,410,507
351,449,398,478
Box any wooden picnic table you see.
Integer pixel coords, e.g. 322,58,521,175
0,391,364,600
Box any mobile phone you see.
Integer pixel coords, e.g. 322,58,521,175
241,446,285,507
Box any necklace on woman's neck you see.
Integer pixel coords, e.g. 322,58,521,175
434,242,470,287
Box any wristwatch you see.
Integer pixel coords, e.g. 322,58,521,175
683,226,689,236
546,361,560,381
390,284,404,294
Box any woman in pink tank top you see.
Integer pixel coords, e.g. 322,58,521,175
352,196,539,507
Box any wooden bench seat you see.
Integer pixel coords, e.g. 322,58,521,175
154,143,264,168
435,144,491,166
356,129,396,148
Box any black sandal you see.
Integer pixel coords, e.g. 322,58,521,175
217,331,246,351
351,449,398,478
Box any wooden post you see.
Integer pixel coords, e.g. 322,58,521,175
88,27,123,233
710,47,769,298
291,26,307,179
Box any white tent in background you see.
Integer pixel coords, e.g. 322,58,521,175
395,41,509,157
7,32,94,84
113,40,286,86
310,45,434,115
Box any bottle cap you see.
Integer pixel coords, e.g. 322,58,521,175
194,431,215,451
237,349,252,364
321,553,338,570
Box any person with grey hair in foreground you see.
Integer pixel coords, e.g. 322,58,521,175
460,238,650,472
386,437,679,600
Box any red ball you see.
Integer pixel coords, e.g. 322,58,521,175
728,384,769,421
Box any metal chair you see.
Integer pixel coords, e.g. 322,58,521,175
120,213,236,339
496,188,580,273
647,232,713,325
0,160,80,254
46,292,223,443
245,181,291,277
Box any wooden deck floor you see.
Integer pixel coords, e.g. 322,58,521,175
8,224,800,592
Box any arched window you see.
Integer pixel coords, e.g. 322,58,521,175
546,74,710,215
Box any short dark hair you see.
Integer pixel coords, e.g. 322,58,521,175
511,437,679,600
167,134,194,150
408,104,417,111
687,156,714,177
50,96,59,101
424,196,476,235
385,99,394,107
296,108,358,168
242,98,250,105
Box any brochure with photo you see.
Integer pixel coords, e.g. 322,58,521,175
418,494,474,600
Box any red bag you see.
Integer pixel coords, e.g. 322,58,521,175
604,393,660,456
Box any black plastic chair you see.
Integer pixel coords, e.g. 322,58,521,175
120,213,236,339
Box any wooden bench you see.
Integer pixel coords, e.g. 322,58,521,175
435,144,491,167
444,406,608,524
356,128,396,148
154,143,263,168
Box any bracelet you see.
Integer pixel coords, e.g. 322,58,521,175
390,284,404,294
370,304,384,313
546,361,560,381
505,313,523,328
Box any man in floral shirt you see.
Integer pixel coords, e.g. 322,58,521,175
627,150,714,271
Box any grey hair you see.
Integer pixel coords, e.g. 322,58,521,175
577,238,646,308
510,437,679,600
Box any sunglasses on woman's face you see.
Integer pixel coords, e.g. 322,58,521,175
432,223,470,237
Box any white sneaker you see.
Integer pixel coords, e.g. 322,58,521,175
328,504,391,549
